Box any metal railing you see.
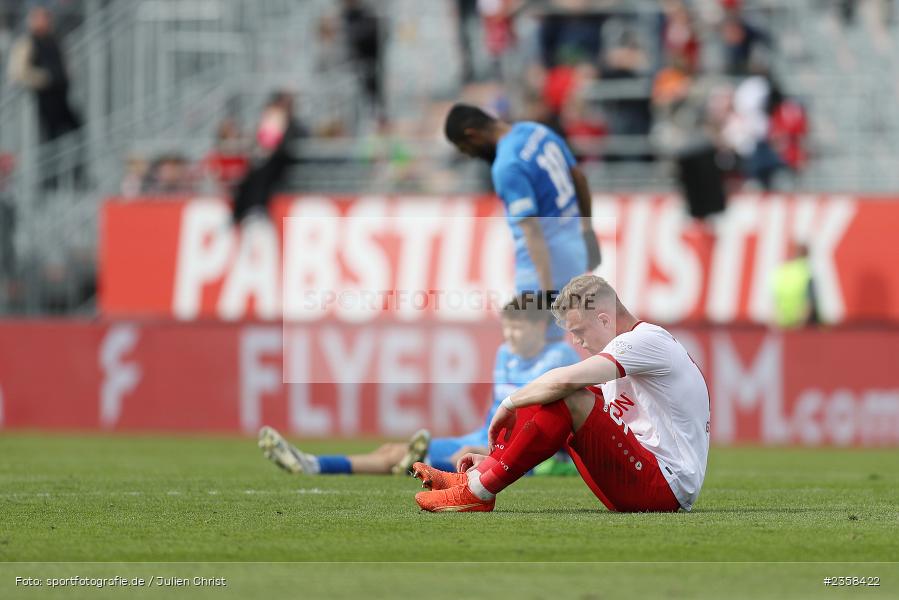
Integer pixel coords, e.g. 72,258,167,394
0,0,348,314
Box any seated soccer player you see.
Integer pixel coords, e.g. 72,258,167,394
413,274,711,513
257,293,581,476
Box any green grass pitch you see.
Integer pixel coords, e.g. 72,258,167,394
1,434,896,599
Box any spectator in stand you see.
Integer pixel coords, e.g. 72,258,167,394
360,117,418,190
341,0,384,117
768,94,808,175
232,91,306,224
721,69,787,189
541,50,596,132
455,0,479,84
560,95,607,163
315,14,345,74
836,0,893,33
719,1,771,76
120,156,148,198
537,2,603,70
534,46,607,160
0,13,13,79
837,0,858,25
602,25,650,79
204,117,249,193
661,0,701,74
478,0,520,81
141,154,194,196
600,26,653,159
651,59,726,219
7,6,81,142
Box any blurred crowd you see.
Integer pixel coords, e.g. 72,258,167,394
114,0,816,214
0,0,881,316
117,0,387,222
7,0,899,204
447,0,812,216
120,90,309,226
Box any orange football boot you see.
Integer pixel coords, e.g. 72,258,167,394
411,462,467,490
415,483,495,513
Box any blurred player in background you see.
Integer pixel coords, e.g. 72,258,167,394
257,293,580,476
413,274,710,513
444,103,602,338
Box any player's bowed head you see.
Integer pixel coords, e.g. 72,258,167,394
443,103,509,164
551,275,635,356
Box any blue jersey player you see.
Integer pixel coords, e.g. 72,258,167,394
256,294,581,476
443,103,601,301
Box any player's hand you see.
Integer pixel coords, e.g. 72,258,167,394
450,446,488,470
582,228,601,271
457,452,488,473
487,404,516,453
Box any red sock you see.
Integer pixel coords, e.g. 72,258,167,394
479,400,573,494
477,405,541,476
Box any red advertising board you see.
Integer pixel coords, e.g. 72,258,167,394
100,194,899,324
1,320,897,446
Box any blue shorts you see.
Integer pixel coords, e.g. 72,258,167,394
426,430,488,472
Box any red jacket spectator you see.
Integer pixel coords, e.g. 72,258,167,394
479,0,517,57
663,1,701,73
204,153,249,188
769,100,808,170
204,118,250,189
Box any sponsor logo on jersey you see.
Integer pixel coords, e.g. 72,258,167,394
612,341,633,356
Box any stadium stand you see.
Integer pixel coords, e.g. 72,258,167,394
2,0,899,314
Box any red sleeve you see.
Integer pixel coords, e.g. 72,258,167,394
599,352,626,378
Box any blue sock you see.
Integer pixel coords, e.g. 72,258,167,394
317,455,353,474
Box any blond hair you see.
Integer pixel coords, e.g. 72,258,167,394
552,275,621,323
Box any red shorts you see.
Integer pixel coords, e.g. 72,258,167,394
565,388,681,513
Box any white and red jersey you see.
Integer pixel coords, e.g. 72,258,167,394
596,321,710,511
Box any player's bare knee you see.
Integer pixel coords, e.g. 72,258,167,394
564,390,595,432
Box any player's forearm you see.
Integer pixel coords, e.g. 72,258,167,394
520,217,553,291
508,367,582,408
572,167,601,270
533,248,554,293
507,355,619,409
571,167,593,225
